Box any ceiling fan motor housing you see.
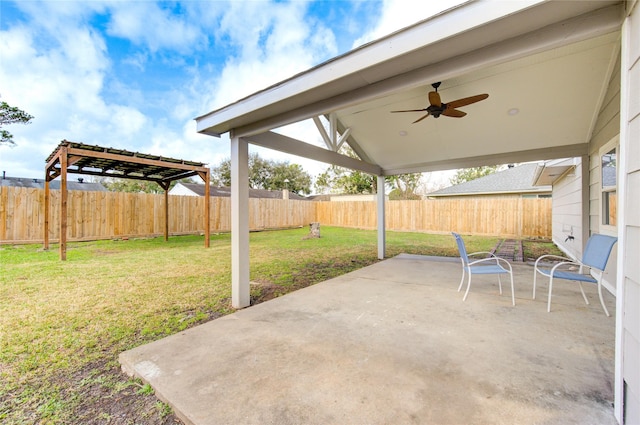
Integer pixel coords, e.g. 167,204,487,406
427,103,446,118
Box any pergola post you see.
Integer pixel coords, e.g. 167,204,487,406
44,177,50,250
231,134,250,308
203,169,210,248
59,146,68,261
160,183,170,242
377,175,386,259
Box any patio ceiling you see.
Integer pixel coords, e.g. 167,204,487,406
196,1,624,176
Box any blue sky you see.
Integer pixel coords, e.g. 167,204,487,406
0,0,462,185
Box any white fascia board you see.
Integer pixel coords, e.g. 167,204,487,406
244,131,382,175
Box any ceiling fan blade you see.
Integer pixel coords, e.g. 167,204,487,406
412,112,431,123
428,91,441,107
391,108,428,113
442,108,467,118
446,93,489,109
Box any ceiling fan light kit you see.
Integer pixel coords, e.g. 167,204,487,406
391,82,489,123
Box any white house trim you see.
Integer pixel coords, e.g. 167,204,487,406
616,3,639,422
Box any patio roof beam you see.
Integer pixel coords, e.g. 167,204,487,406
312,116,332,150
328,115,374,164
244,131,382,176
381,143,590,176
313,114,352,153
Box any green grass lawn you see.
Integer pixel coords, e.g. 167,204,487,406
0,227,552,423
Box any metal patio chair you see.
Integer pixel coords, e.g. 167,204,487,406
452,232,515,305
532,234,617,316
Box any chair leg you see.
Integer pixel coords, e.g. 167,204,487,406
509,272,515,306
577,281,590,305
458,261,465,292
547,276,553,313
463,272,472,301
597,282,610,317
497,275,503,295
532,270,537,300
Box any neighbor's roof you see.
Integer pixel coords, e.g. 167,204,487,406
174,182,309,201
428,163,551,197
0,176,107,192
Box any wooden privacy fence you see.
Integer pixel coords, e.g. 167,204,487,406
0,187,316,243
316,198,552,238
0,187,551,243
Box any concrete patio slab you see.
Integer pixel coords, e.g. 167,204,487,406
120,254,616,425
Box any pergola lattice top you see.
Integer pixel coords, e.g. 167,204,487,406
46,140,207,186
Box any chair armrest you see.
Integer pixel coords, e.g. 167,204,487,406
468,251,497,258
468,256,512,271
534,254,572,269
549,260,588,275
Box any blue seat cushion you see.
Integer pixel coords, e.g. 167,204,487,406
468,265,509,275
538,268,597,283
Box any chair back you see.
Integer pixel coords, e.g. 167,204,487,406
452,232,469,265
582,234,618,271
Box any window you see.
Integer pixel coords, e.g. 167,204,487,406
600,144,617,227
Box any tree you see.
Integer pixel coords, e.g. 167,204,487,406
210,153,312,195
314,145,376,194
0,99,34,147
388,174,423,200
450,165,501,185
314,146,424,198
270,162,312,195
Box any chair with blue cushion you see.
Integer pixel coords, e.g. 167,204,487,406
532,234,617,316
452,232,515,305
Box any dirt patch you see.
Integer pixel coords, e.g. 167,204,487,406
250,256,379,305
59,359,183,424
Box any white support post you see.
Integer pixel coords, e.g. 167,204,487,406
377,175,386,259
231,134,250,308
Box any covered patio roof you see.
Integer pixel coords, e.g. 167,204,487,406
196,1,623,175
193,1,625,309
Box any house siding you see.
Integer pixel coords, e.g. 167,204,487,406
585,49,621,296
553,51,620,291
589,52,621,235
621,5,640,423
551,163,584,260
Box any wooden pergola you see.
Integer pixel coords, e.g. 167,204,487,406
44,140,211,260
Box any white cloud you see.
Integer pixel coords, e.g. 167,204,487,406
106,1,204,53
